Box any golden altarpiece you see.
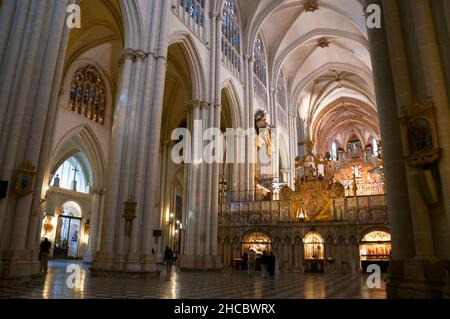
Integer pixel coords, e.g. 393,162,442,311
218,140,391,274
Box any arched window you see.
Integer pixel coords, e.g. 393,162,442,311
276,70,287,111
331,142,338,161
372,138,379,157
51,156,90,194
253,35,268,109
67,65,106,125
222,0,241,76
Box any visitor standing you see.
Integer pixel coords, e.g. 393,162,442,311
248,249,256,277
39,238,52,274
268,251,276,277
261,251,269,279
164,246,173,274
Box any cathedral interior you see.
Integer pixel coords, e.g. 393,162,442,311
1,0,450,300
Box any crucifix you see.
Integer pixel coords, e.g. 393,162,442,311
71,163,79,192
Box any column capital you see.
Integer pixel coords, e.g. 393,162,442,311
119,48,149,65
244,54,255,63
200,101,210,109
186,100,202,112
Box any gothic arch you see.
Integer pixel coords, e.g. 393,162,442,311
291,62,375,115
168,32,207,101
359,226,391,242
48,125,107,189
221,79,243,129
119,0,144,49
245,1,367,55
270,29,369,88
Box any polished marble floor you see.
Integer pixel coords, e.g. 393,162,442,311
0,261,386,299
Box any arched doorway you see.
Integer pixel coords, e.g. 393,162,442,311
303,232,325,273
360,230,391,273
54,202,83,259
159,39,199,260
242,231,272,255
241,231,272,271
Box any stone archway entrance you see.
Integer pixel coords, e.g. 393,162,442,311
241,231,272,255
303,232,325,273
54,202,83,259
359,230,391,273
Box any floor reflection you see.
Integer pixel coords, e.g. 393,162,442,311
0,260,386,299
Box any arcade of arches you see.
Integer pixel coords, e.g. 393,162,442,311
1,0,450,299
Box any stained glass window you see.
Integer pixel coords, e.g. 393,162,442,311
222,0,241,75
276,71,287,110
67,65,106,125
253,35,268,108
180,0,205,27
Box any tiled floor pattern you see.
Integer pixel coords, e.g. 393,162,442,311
0,261,386,299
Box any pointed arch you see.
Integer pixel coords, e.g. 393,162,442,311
221,79,243,129
119,0,144,49
49,125,107,189
168,32,207,101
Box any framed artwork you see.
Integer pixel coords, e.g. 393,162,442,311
399,98,441,167
14,162,36,196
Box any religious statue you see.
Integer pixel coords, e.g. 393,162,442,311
264,127,273,157
53,174,60,187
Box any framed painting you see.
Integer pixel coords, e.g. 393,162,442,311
399,98,441,167
14,162,36,196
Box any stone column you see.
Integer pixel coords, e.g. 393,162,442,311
244,55,256,200
210,103,222,256
93,0,172,275
364,0,416,262
382,0,434,258
0,0,70,280
178,12,223,269
158,140,171,256
288,113,297,187
210,14,224,258
411,0,450,257
183,101,201,257
83,187,104,264
270,87,280,182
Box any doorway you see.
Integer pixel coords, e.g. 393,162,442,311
54,201,82,259
303,232,325,273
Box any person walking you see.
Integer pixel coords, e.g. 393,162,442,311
164,246,173,275
247,248,256,277
39,238,52,274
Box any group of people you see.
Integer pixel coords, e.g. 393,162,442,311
247,249,276,278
